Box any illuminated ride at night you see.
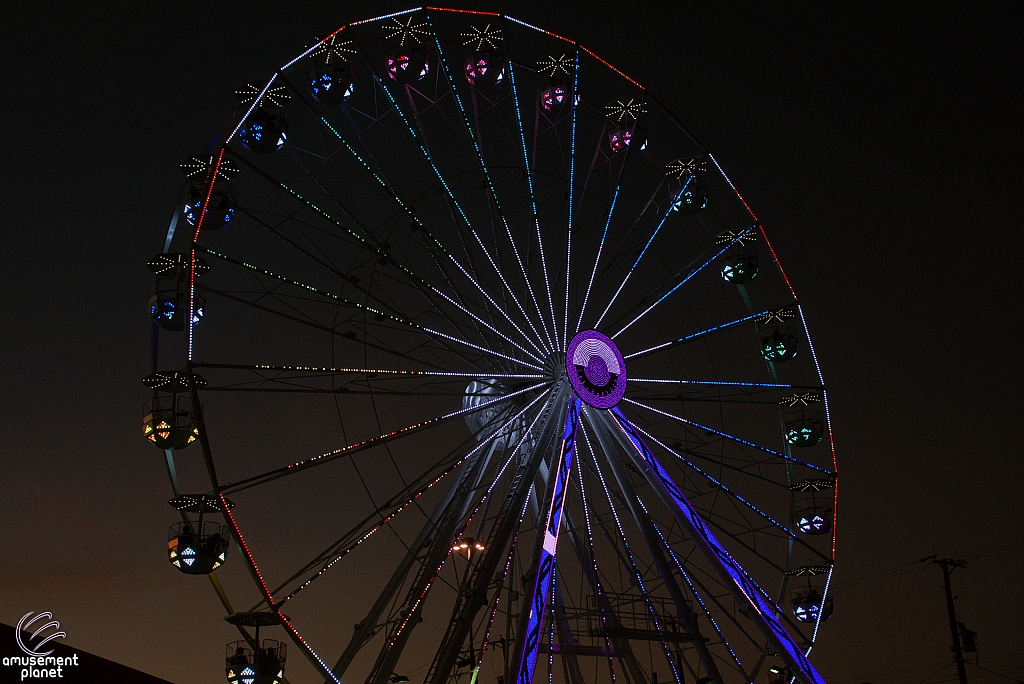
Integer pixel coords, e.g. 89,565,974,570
145,9,838,684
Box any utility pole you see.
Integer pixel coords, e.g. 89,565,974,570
933,558,968,684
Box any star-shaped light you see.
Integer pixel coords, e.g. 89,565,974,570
179,155,240,180
784,565,832,577
789,478,834,492
665,156,707,180
146,253,210,277
537,54,572,78
462,24,502,51
757,307,797,325
384,16,430,46
234,82,291,108
309,34,356,64
605,98,646,123
714,228,757,247
779,392,822,407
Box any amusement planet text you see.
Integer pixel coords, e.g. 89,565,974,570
3,654,79,680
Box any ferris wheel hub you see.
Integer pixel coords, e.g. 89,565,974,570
566,330,627,409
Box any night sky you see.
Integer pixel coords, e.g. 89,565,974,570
3,2,1022,684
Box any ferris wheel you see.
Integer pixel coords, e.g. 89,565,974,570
145,8,838,684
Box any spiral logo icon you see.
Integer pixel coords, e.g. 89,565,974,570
566,330,627,409
16,612,66,656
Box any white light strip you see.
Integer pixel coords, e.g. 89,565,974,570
226,73,279,143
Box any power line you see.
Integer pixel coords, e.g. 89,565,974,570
833,544,1024,588
831,653,1024,684
831,661,955,683
916,663,953,684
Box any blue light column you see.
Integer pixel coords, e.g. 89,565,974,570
609,408,828,684
514,397,581,684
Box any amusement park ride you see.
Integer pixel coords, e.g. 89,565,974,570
145,8,838,684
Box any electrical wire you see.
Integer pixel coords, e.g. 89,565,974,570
835,655,1024,684
834,543,1024,588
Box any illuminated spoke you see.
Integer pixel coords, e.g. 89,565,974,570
220,381,548,493
623,306,784,360
505,54,559,349
264,449,469,608
611,225,754,339
622,398,834,476
193,362,542,380
580,420,685,684
272,388,551,608
198,245,542,371
231,137,531,368
576,184,619,334
628,377,796,389
358,47,550,358
430,31,555,355
643,507,749,676
637,430,834,566
564,49,580,348
593,178,691,330
606,409,827,682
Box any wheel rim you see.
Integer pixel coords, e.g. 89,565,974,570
148,9,838,684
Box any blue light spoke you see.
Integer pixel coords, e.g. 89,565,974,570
514,398,580,684
594,178,691,330
622,306,771,360
429,25,555,355
362,55,550,359
581,421,683,684
628,377,794,389
575,185,618,335
630,426,798,539
607,409,827,684
611,225,755,340
564,49,580,348
622,398,834,476
505,51,559,350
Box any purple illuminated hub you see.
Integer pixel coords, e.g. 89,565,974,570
566,330,627,409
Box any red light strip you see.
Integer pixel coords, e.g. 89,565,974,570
350,7,423,26
188,148,225,358
707,152,758,221
219,493,274,602
425,6,500,15
280,25,349,71
192,148,224,244
757,224,797,299
226,74,279,143
579,46,644,90
502,15,574,45
501,15,645,90
218,493,341,683
708,152,797,298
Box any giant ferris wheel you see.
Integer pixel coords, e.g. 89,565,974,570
145,8,838,684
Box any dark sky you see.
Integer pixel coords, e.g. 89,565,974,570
2,2,1022,684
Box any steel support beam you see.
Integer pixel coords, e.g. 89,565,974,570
605,408,827,684
329,439,500,682
510,398,581,684
587,409,722,684
424,382,571,684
